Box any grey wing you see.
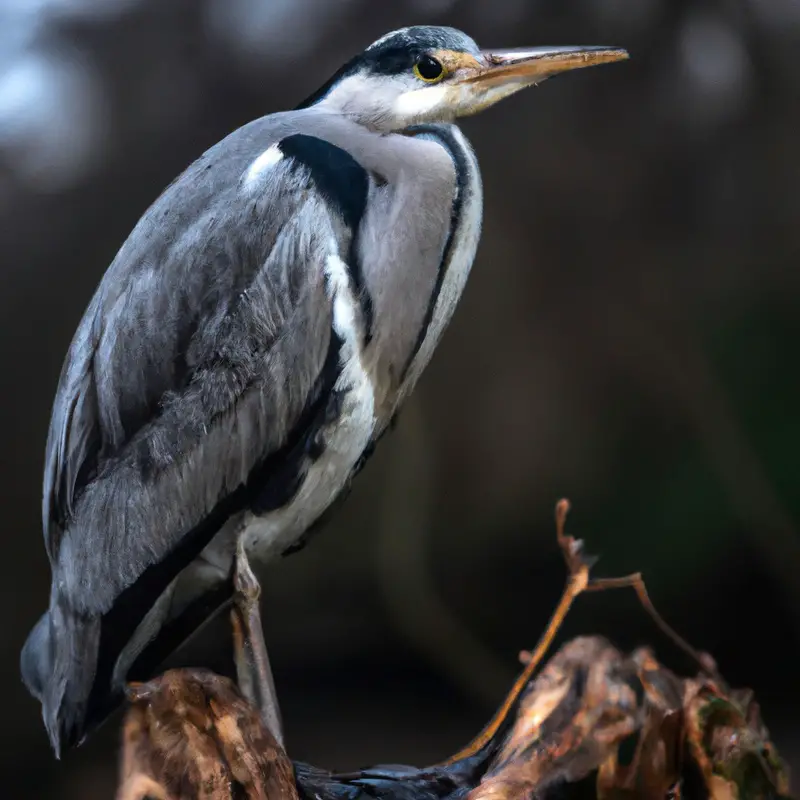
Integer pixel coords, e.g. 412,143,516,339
44,130,369,614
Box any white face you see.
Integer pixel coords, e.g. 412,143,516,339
317,71,446,130
316,64,532,132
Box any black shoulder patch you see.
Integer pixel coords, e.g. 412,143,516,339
278,134,373,339
278,134,368,232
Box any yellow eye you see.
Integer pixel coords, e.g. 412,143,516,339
413,55,445,83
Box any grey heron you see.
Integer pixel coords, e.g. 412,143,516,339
20,25,628,757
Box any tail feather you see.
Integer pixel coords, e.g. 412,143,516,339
20,612,51,702
20,598,101,757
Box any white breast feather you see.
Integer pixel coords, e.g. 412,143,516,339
243,144,284,188
240,249,376,559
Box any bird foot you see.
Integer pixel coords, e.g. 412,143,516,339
234,537,261,604
231,538,285,750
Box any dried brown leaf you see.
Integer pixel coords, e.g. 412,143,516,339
116,669,298,800
683,679,791,799
470,637,639,800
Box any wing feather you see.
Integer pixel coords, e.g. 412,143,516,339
44,127,367,614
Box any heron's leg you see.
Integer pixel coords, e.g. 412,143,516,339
231,538,285,750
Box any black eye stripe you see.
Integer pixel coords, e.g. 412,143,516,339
416,55,444,80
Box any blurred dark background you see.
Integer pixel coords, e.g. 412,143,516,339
1,0,799,796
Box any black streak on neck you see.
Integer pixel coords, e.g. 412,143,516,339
400,125,470,382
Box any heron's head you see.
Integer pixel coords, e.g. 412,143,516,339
301,26,628,132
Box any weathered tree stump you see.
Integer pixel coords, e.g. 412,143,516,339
115,502,794,799
115,636,791,800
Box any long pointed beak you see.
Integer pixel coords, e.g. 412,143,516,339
467,45,629,87
405,44,628,122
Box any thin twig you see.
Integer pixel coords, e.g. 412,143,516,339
442,498,717,765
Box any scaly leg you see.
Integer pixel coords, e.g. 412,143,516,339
231,538,285,750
